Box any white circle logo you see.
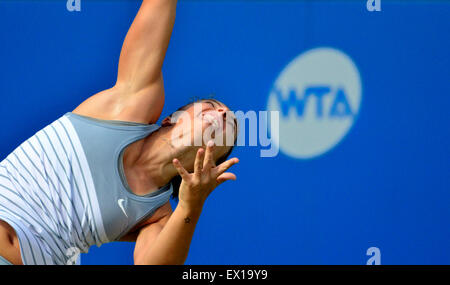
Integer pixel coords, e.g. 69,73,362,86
267,47,362,159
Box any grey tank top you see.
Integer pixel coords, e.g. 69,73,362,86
65,112,173,242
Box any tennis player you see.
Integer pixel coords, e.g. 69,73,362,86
0,0,238,265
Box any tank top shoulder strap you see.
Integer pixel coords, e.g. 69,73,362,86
65,112,159,132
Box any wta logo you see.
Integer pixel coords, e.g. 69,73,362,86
267,47,362,159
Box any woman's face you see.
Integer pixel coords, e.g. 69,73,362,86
169,100,237,161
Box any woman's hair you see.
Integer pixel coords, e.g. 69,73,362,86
165,98,237,199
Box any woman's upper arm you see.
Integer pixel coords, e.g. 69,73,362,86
133,202,173,262
73,0,176,123
116,0,177,94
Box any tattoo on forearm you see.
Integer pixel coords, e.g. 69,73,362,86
184,217,191,224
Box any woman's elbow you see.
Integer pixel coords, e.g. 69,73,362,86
134,253,187,265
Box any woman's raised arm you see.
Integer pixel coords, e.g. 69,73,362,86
116,0,177,92
74,0,177,123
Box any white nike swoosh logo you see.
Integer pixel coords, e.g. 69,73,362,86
118,199,128,218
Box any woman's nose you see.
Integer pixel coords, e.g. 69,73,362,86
217,108,227,119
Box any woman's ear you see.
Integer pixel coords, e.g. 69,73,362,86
161,116,173,127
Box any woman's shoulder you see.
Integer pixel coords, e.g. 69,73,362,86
72,84,165,125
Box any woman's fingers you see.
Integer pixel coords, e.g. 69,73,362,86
215,157,239,177
203,140,215,169
172,159,190,181
194,148,205,176
175,142,239,188
216,172,237,185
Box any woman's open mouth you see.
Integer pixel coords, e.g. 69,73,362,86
203,113,221,130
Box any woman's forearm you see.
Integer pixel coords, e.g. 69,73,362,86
135,143,239,265
135,203,203,265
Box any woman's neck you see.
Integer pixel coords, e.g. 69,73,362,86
124,126,194,195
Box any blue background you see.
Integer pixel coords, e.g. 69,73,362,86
0,0,449,264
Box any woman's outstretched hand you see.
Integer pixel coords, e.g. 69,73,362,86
172,140,239,210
